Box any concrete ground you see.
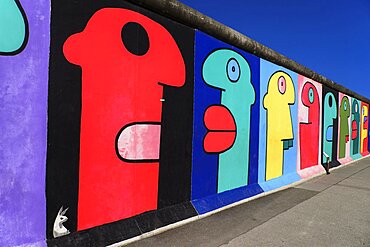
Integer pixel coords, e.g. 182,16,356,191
127,157,370,247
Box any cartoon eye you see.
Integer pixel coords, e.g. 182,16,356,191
362,107,365,115
328,95,333,107
308,88,314,103
121,22,149,56
278,76,286,94
355,103,358,112
344,101,347,111
226,58,240,82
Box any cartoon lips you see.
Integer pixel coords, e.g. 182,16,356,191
116,123,161,161
203,105,236,153
352,120,358,140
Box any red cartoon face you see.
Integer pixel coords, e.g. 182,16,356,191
299,81,320,169
63,8,185,230
301,82,319,124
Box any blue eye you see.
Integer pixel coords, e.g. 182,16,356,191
226,58,240,82
344,101,347,111
308,88,314,104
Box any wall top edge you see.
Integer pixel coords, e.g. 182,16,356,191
126,0,370,103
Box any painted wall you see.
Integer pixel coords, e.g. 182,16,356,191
0,0,49,246
191,31,262,214
1,1,370,246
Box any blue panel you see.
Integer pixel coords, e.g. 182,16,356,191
191,31,262,213
192,184,263,214
258,60,301,192
191,31,221,200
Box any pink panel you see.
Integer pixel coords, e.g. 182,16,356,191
297,75,325,178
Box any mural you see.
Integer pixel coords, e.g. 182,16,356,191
264,71,295,179
297,76,324,177
47,1,195,238
258,61,300,191
0,1,49,246
0,0,28,55
338,93,352,163
63,8,187,230
321,86,340,168
191,31,262,214
350,98,362,159
202,49,255,191
1,0,370,246
360,102,369,156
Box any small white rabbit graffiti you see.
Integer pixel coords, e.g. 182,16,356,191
53,206,70,238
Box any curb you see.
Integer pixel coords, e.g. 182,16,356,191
108,155,369,247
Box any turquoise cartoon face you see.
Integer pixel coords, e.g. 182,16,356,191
0,0,28,55
322,92,338,163
202,49,256,192
202,49,255,106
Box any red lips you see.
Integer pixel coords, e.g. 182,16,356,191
352,120,358,140
203,105,236,153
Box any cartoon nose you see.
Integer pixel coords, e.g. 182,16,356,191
63,32,85,65
154,39,185,88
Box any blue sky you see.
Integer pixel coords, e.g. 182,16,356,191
179,0,370,99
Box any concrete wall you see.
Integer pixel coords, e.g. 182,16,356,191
0,1,49,246
1,0,369,246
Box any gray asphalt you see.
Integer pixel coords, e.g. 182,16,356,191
127,157,370,247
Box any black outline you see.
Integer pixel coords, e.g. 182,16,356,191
321,88,339,167
202,104,237,154
277,76,286,95
0,0,29,56
226,58,241,83
115,121,161,163
323,94,337,146
201,48,254,92
308,88,314,104
325,125,334,142
298,81,320,169
263,70,296,181
351,98,360,153
339,96,350,158
200,47,256,192
47,0,195,239
360,103,369,153
300,81,319,125
121,21,150,56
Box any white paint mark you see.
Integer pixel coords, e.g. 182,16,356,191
53,206,70,238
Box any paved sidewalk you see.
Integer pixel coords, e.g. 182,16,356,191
127,158,370,247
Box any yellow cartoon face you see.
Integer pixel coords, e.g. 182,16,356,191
263,71,295,140
263,71,295,180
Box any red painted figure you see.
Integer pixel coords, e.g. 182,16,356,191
63,8,185,230
299,82,320,169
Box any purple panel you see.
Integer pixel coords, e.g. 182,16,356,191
0,0,49,246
